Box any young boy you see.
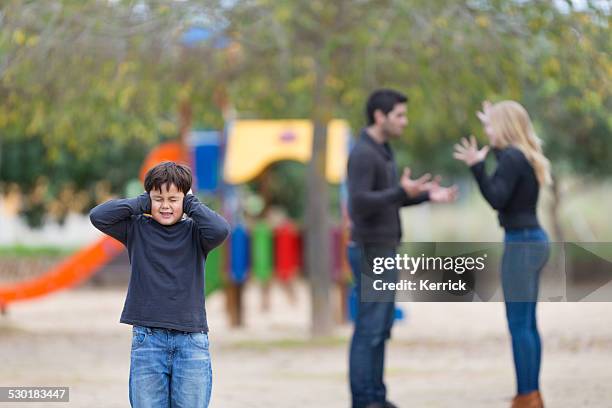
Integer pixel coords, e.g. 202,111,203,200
89,161,230,408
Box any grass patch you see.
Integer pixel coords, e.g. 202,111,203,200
0,245,77,258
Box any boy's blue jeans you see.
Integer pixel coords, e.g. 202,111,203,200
129,325,212,408
502,227,550,395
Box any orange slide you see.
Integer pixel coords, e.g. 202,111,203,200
0,142,189,309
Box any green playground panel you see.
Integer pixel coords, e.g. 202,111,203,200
205,247,223,295
251,222,273,282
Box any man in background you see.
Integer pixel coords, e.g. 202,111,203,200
347,89,457,408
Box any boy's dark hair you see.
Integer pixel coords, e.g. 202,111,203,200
144,161,193,194
365,89,408,125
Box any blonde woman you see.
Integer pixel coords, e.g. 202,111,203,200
454,101,551,408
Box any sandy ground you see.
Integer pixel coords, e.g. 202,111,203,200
1,281,611,408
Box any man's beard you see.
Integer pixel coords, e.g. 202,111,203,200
382,123,400,140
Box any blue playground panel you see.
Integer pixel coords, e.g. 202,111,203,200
229,224,250,284
190,130,221,193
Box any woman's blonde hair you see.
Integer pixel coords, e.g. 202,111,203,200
488,100,552,186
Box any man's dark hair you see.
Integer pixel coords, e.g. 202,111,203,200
365,89,408,125
144,161,193,194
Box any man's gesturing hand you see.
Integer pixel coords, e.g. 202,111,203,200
429,183,459,203
421,175,459,203
400,167,432,198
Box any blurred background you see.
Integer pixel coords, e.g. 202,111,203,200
0,0,611,407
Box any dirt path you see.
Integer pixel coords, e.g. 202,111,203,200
1,282,611,407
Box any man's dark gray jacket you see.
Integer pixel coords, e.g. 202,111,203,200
347,129,429,246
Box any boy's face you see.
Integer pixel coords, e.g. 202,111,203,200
149,183,184,226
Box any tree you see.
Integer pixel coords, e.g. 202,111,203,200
0,0,229,225
223,0,611,334
1,0,609,332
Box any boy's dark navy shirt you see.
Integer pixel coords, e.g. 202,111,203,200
90,193,230,333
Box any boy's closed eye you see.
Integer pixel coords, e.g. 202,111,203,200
148,184,186,225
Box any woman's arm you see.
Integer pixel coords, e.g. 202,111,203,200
469,151,522,210
455,136,521,209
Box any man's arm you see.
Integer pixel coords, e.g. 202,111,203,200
183,194,231,255
347,150,409,218
402,191,430,206
407,174,459,205
89,192,150,245
399,167,435,206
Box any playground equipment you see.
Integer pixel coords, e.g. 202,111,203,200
0,142,187,311
0,119,353,321
0,237,123,311
224,119,348,184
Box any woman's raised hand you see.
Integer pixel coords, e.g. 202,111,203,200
453,135,490,166
476,100,492,125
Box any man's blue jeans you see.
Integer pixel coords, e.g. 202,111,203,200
129,325,212,408
348,243,398,408
502,227,550,395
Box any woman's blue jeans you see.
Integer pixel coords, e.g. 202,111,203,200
502,227,550,395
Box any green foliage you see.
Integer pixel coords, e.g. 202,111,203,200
0,0,227,224
0,134,152,226
249,161,307,220
0,0,610,225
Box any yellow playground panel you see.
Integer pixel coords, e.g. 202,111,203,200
223,119,350,184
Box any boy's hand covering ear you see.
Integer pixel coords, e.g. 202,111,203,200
139,192,152,214
183,192,196,215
